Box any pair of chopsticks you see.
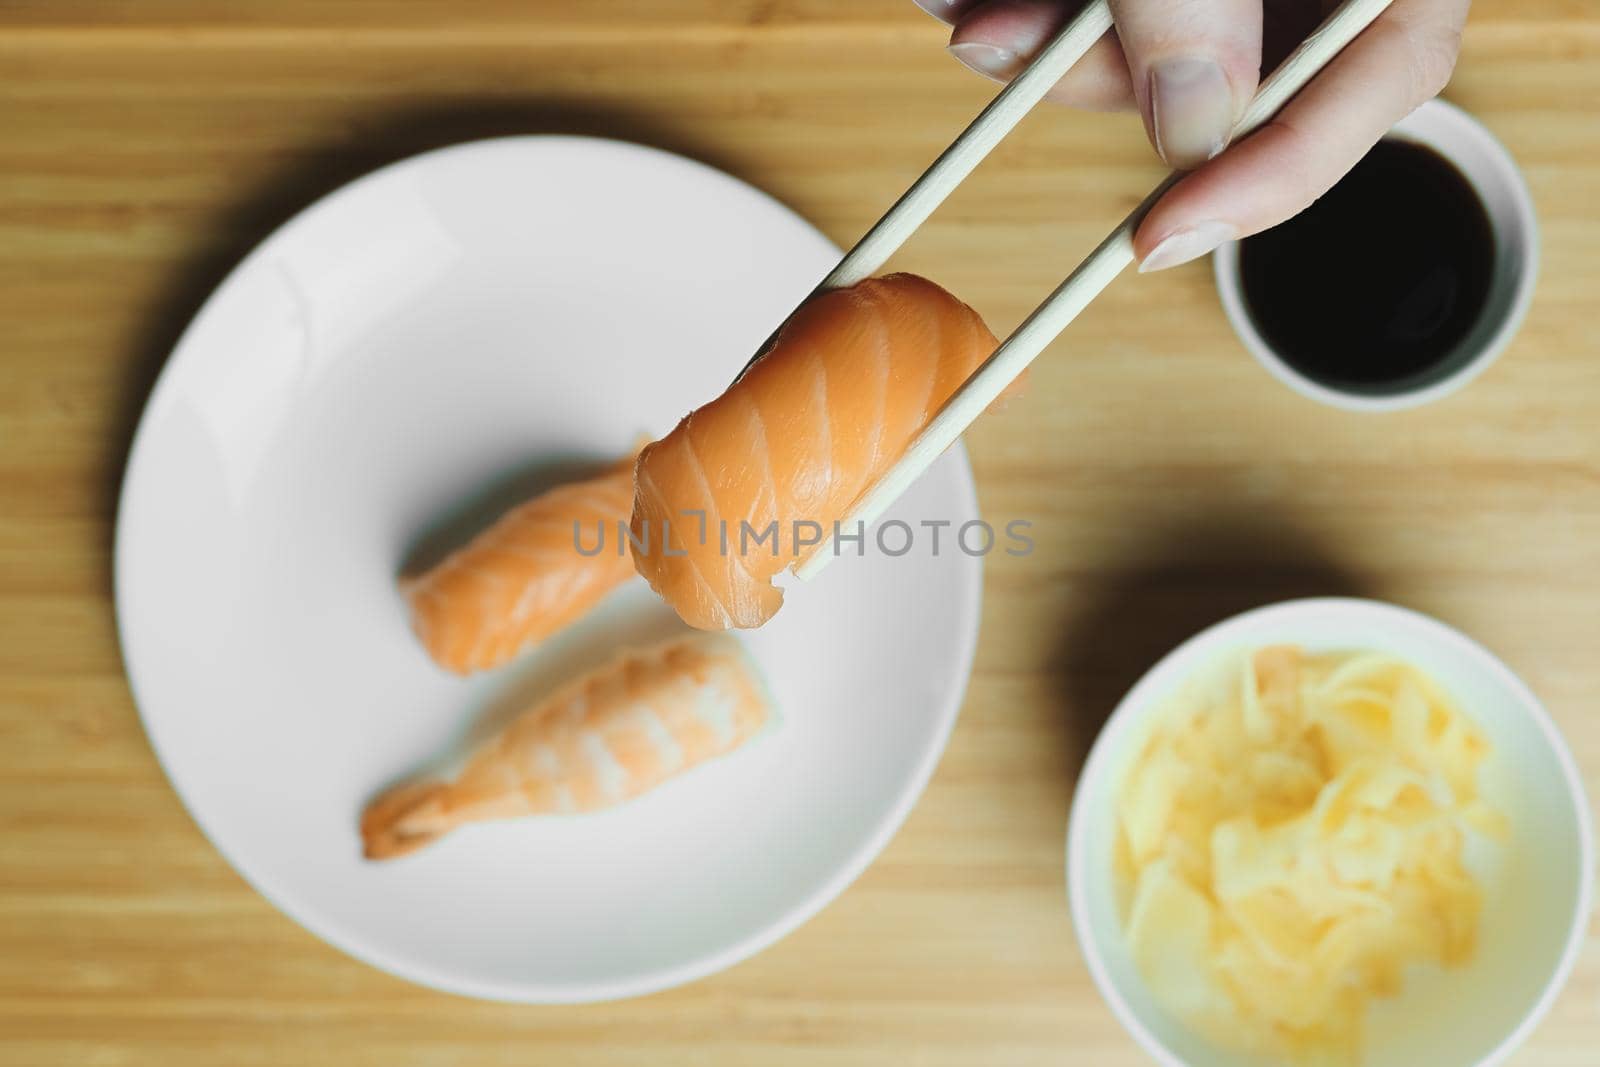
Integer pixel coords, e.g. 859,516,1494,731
775,0,1395,582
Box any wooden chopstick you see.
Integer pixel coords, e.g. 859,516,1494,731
795,0,1398,582
736,0,1114,380
813,0,1114,291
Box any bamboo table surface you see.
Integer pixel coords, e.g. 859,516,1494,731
2,2,1598,1064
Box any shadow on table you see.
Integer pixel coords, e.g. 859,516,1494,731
106,98,741,571
1054,507,1376,776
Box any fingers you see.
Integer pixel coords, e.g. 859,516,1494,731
1109,0,1263,169
911,0,989,23
939,0,1262,147
1136,0,1470,271
946,0,1135,111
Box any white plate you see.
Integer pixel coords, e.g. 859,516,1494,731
116,137,984,1003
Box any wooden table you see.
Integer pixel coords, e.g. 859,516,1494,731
3,2,1597,1063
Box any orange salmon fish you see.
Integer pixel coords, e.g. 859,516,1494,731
630,273,1001,630
404,449,638,674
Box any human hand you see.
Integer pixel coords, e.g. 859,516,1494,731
913,0,1470,270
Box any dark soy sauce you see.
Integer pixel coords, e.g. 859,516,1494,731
1238,139,1496,394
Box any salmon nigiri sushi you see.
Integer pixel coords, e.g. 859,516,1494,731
630,272,1001,630
362,633,775,859
403,448,640,674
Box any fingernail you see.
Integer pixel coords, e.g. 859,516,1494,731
948,41,1019,80
913,0,960,15
1149,57,1235,170
1138,221,1238,273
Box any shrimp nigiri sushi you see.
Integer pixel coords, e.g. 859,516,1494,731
361,633,775,859
403,448,639,674
630,273,1000,630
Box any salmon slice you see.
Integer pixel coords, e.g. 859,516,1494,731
403,449,639,674
630,273,1001,630
361,633,775,859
